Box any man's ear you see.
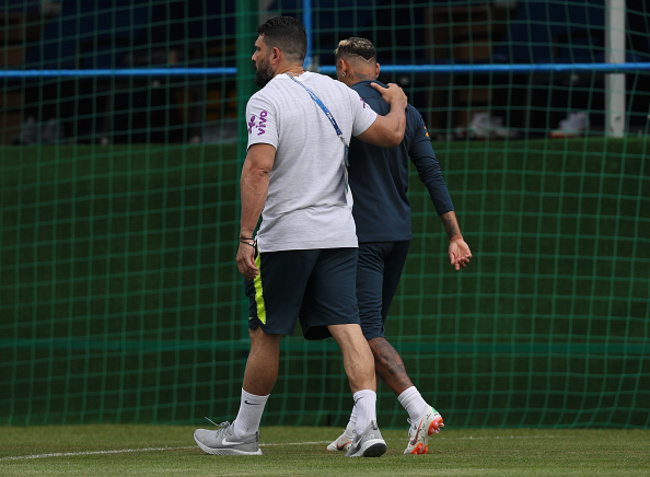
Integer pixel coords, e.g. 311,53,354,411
338,58,348,75
270,46,281,64
375,62,380,79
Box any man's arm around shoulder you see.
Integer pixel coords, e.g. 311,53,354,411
356,82,407,148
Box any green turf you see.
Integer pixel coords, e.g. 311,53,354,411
0,425,648,476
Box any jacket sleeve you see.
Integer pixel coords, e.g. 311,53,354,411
408,108,455,215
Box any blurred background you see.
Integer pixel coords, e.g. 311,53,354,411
1,1,648,430
2,0,650,145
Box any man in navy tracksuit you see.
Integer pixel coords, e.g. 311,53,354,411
327,37,472,455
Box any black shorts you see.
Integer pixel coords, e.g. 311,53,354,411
356,241,410,340
245,248,360,340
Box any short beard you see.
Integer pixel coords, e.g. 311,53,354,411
254,63,274,88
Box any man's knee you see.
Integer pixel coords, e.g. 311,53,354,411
368,336,389,352
368,337,401,364
249,327,282,349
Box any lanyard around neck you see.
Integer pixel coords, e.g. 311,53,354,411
287,74,347,146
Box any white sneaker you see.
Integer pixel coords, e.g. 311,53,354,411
326,430,355,452
404,407,444,455
345,421,387,458
550,112,589,138
193,421,262,456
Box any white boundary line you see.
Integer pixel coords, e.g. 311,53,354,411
0,447,195,461
0,447,192,461
1,435,555,462
0,442,330,461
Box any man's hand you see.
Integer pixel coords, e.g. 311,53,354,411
357,82,407,147
448,237,472,271
236,241,259,280
370,82,407,110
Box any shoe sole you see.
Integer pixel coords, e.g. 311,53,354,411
194,434,263,456
347,439,387,458
428,416,444,435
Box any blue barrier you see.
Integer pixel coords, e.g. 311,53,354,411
2,62,650,79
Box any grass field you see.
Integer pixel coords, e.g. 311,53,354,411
1,425,648,476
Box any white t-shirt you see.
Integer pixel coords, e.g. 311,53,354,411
246,72,378,252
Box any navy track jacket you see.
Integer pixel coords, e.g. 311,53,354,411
348,80,454,242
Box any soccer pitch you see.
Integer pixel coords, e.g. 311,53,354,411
0,425,648,476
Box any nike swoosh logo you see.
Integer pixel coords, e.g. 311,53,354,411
244,400,260,405
222,437,244,446
410,421,424,445
336,440,352,451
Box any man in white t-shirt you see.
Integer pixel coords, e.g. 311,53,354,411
193,16,408,457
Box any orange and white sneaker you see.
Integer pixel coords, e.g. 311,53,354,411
326,430,355,452
404,406,444,455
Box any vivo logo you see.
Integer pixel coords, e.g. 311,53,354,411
257,110,268,135
248,110,268,136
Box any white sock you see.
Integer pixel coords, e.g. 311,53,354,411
352,389,377,434
232,389,269,438
343,404,357,438
397,386,429,422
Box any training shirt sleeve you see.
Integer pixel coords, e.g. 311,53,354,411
409,107,455,215
346,87,378,137
246,92,278,150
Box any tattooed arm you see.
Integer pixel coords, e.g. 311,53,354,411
440,211,472,271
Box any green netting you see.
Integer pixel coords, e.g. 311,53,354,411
1,1,649,429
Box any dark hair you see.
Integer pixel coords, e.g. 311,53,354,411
257,16,307,63
334,37,376,61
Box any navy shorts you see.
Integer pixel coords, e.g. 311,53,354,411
245,248,360,340
356,241,410,340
